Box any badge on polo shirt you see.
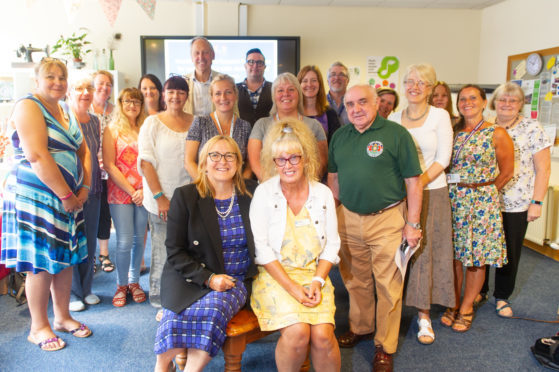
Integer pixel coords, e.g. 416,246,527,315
367,141,384,157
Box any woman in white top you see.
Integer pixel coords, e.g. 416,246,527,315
138,76,193,318
389,64,454,345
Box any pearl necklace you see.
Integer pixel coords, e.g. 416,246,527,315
215,189,236,219
405,105,429,121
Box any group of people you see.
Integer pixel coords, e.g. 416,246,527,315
0,35,552,372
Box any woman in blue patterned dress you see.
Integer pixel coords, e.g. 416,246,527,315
1,58,92,351
444,85,514,332
154,135,257,371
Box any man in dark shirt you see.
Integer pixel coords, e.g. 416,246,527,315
236,48,273,126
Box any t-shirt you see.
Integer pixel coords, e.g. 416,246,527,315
328,114,422,214
249,115,327,142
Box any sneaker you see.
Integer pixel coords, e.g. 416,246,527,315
84,294,100,305
69,300,85,312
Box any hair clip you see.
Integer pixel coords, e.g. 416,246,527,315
282,125,293,134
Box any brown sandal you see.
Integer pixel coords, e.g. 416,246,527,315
452,311,474,333
112,285,128,307
440,308,458,327
128,283,146,303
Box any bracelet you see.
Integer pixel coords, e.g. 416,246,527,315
80,184,90,191
206,273,215,288
531,199,543,205
60,191,73,200
153,191,164,200
312,276,325,288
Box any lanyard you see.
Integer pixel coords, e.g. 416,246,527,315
212,112,235,136
453,119,484,165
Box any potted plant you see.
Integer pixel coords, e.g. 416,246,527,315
51,30,92,69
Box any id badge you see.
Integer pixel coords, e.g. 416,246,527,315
294,219,311,228
447,173,460,184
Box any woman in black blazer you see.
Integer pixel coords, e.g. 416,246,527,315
153,135,257,372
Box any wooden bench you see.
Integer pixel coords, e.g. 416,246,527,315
175,308,310,371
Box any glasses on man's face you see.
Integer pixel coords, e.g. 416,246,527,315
208,152,237,162
246,59,265,67
403,79,429,89
273,155,302,167
329,73,348,79
74,86,94,94
123,99,142,107
496,97,521,105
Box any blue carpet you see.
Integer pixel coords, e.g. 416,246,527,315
0,239,556,371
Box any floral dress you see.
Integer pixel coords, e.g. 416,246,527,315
448,126,507,267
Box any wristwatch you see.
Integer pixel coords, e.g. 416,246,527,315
531,199,543,205
406,221,421,230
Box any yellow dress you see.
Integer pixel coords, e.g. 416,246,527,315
251,206,336,331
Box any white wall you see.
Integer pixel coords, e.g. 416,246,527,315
1,0,481,89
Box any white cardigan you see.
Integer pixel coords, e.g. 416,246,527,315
249,175,341,266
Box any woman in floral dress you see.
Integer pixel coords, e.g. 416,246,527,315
443,85,514,332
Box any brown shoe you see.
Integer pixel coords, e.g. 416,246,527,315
337,330,373,348
373,346,393,372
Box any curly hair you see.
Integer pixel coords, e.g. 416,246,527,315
260,118,320,182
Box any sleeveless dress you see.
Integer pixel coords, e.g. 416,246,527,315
154,197,251,357
448,126,507,267
251,207,336,331
1,95,87,274
106,132,142,205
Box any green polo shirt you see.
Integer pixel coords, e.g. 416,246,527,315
328,114,422,214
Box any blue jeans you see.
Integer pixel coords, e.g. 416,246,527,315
109,203,148,286
72,194,101,300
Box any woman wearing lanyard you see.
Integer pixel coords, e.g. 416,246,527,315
444,85,514,332
184,74,252,179
247,72,328,181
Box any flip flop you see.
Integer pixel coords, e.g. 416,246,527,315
27,335,66,351
54,323,92,338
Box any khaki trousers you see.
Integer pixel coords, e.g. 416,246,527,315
337,203,405,354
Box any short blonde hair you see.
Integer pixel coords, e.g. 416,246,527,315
403,63,437,89
195,135,249,198
269,73,305,116
260,118,320,182
210,74,239,116
35,58,68,80
489,82,524,111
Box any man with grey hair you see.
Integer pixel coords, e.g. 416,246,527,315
183,36,221,115
327,61,351,126
328,84,422,372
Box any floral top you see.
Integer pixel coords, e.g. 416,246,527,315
500,118,551,212
107,131,143,204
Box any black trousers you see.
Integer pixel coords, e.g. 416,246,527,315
97,179,112,240
481,211,529,300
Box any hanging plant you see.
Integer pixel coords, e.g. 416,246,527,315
51,31,92,62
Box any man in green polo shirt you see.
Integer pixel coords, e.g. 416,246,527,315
327,85,423,372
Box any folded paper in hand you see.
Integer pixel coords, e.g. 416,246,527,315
395,238,420,280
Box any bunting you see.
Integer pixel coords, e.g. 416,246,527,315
136,0,156,20
98,0,122,27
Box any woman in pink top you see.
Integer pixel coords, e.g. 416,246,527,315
103,88,148,307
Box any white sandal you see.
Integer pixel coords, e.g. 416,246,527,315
417,318,435,345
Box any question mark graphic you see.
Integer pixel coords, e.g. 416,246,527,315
378,56,399,79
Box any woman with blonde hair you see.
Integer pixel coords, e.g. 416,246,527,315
389,63,454,344
184,74,252,179
154,135,257,372
1,58,92,351
297,65,340,143
103,87,148,307
250,119,341,372
247,72,327,180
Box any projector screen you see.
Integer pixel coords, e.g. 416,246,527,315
141,36,300,86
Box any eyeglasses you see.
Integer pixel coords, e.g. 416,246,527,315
246,59,265,67
404,79,430,89
74,86,94,93
208,152,237,162
329,73,348,79
273,155,302,167
496,97,521,105
123,99,142,107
